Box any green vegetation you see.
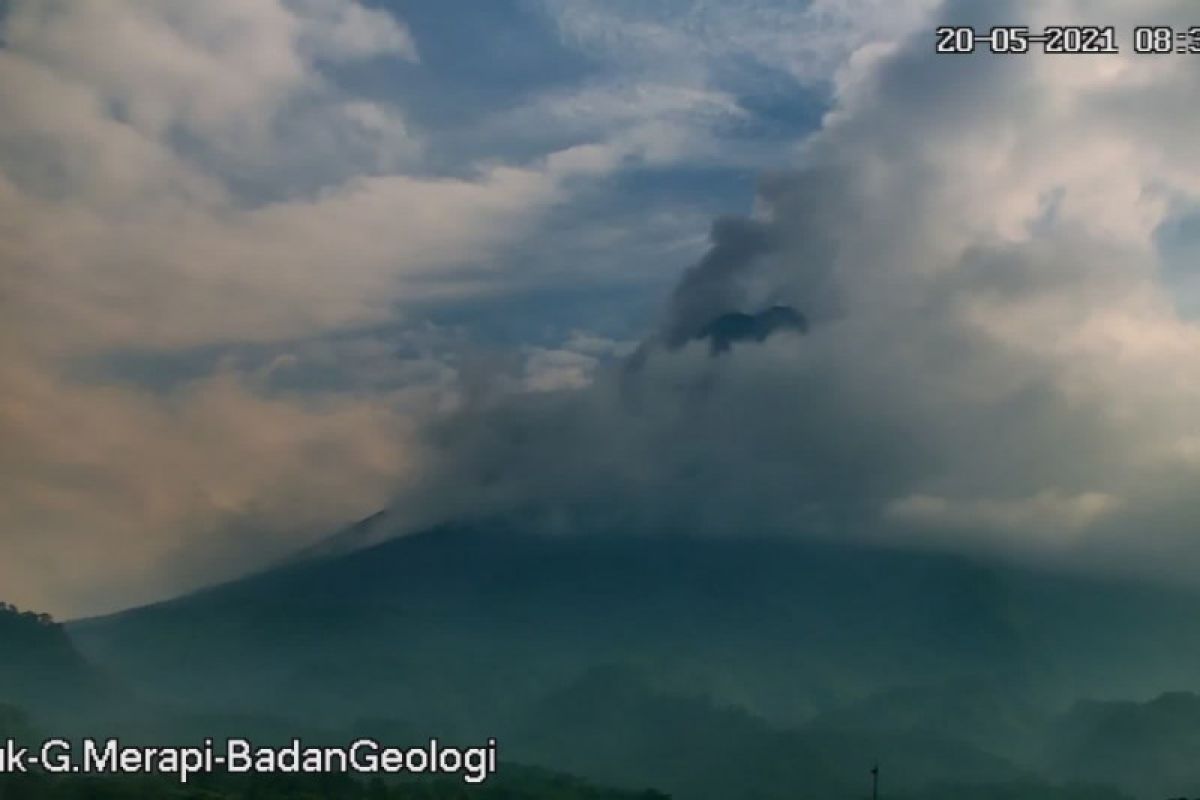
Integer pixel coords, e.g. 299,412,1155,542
11,523,1200,799
0,703,35,741
0,603,112,724
0,767,669,800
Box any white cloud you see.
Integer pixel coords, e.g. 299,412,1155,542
390,0,1200,588
0,352,419,615
522,348,599,393
15,0,1200,614
291,0,420,63
0,0,633,615
3,0,414,143
472,0,941,181
543,0,938,86
885,491,1123,541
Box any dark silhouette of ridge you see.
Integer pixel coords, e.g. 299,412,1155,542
285,509,394,563
694,305,807,353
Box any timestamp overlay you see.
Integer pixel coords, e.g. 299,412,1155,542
935,25,1200,55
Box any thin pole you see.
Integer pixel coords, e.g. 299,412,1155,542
871,761,879,800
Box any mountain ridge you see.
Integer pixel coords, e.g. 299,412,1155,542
53,520,1200,798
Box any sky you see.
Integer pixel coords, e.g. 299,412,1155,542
4,0,1200,617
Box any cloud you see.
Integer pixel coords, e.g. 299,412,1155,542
542,0,938,87
0,0,637,615
12,0,1200,615
885,492,1123,542
0,351,418,615
489,0,938,177
388,0,1200,586
4,0,415,142
660,216,776,345
521,347,601,393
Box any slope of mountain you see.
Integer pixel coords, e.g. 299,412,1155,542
0,702,36,742
0,761,674,800
286,509,394,563
511,664,1023,800
0,602,115,725
807,679,1049,764
64,520,1200,797
69,524,1040,732
1045,691,1200,798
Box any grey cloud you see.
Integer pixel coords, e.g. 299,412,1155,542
0,0,613,615
11,0,1200,616
662,216,776,345
389,0,1200,586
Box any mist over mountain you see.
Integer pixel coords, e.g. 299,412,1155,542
56,518,1200,799
71,522,1026,730
1046,692,1200,799
0,603,117,727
